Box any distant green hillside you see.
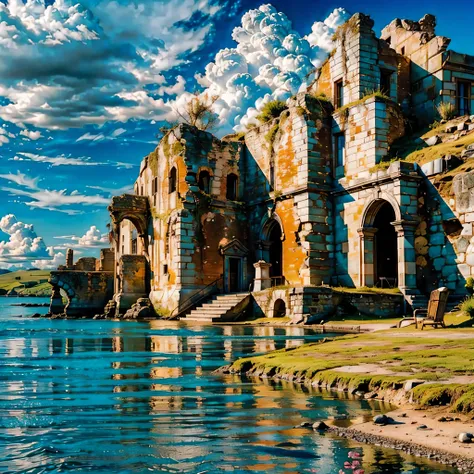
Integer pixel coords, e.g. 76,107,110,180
0,270,52,296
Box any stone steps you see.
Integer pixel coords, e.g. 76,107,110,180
183,293,250,322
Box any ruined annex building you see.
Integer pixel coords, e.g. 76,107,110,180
49,12,474,322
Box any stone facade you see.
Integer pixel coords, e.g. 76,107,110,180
50,12,474,318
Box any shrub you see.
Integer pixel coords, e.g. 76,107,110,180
436,101,456,121
466,277,474,295
257,100,288,123
460,295,474,318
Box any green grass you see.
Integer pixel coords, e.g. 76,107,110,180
0,270,51,296
332,286,401,295
404,133,474,166
228,331,474,412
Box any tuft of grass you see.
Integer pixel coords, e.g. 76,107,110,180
264,122,280,146
257,100,288,123
460,295,474,319
335,90,392,117
436,101,457,121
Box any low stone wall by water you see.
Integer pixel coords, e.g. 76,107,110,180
251,287,403,322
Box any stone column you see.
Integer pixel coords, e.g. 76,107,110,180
50,285,63,315
392,220,418,291
66,248,74,269
253,261,272,291
357,227,377,287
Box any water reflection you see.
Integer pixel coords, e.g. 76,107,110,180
0,299,460,473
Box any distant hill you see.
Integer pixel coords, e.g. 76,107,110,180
0,269,51,297
0,269,11,275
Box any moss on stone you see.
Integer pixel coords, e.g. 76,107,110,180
264,121,280,151
335,90,393,117
172,140,185,156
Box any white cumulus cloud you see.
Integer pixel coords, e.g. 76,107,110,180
195,4,350,134
0,213,64,269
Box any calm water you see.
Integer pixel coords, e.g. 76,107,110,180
0,297,459,474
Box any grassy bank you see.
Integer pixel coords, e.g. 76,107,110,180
0,270,51,296
227,331,474,414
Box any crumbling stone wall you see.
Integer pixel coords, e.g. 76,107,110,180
381,14,474,125
416,169,474,295
49,248,114,317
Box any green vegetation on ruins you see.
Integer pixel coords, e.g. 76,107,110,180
256,100,288,123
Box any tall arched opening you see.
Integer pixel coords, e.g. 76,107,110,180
373,201,397,286
359,199,399,288
261,217,284,285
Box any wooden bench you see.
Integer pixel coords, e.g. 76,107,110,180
398,287,449,329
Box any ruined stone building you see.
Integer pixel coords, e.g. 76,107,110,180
50,12,474,321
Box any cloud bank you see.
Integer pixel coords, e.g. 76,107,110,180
0,214,64,269
200,5,350,133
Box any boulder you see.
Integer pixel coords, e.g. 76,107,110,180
459,433,473,443
424,135,440,147
373,414,394,425
313,421,329,431
122,298,155,319
404,379,425,391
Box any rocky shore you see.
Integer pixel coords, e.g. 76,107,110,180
323,423,474,473
216,361,474,472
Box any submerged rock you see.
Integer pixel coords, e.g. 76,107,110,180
313,421,329,431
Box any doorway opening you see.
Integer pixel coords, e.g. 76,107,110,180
273,299,286,318
373,201,398,287
229,258,241,293
268,222,282,280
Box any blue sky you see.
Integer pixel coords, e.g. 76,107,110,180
0,0,473,269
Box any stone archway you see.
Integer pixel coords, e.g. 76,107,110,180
49,275,76,314
358,198,417,291
260,215,285,285
273,298,286,318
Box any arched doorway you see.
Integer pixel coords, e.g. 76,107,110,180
373,202,397,286
359,199,399,288
262,219,283,282
269,223,282,279
273,298,286,318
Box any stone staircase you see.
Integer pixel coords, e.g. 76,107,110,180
183,293,250,322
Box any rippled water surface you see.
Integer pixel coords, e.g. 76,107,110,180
0,297,459,473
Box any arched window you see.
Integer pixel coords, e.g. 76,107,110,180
198,170,211,194
169,167,177,194
226,173,238,200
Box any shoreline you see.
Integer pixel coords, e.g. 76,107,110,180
324,409,474,473
217,347,474,472
227,368,474,472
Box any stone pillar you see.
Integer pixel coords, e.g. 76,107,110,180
66,248,74,269
253,260,272,292
392,220,418,291
50,285,63,314
357,227,377,287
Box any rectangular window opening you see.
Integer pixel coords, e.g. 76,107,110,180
163,264,168,275
457,81,471,116
380,69,392,96
334,132,346,169
334,79,344,108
